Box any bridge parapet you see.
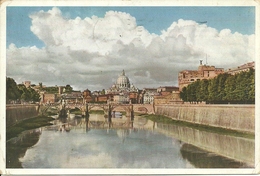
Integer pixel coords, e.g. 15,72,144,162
45,102,154,119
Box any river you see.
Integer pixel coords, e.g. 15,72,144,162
6,114,254,168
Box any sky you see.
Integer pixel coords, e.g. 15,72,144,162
6,6,255,91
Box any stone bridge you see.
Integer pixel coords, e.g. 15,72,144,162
43,102,155,119
61,103,154,115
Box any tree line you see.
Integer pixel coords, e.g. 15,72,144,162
180,69,255,104
6,77,75,103
39,84,73,93
6,77,40,103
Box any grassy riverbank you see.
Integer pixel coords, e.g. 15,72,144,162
6,115,54,141
89,110,104,114
143,114,254,139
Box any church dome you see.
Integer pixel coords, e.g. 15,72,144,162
116,70,130,89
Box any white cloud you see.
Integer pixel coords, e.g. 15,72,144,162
7,7,255,91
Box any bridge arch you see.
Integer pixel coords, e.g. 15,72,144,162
133,106,148,114
87,104,109,111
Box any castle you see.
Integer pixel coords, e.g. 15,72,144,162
178,60,224,91
178,60,255,91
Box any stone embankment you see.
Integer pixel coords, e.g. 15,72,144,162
6,104,40,127
155,104,255,133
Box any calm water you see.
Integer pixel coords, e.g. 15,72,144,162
6,114,254,168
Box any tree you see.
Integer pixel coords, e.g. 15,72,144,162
65,84,73,93
39,82,43,90
233,71,252,103
248,69,255,103
180,70,255,104
196,79,209,103
6,77,21,103
223,74,236,103
186,83,197,103
180,87,187,102
17,84,41,102
44,86,58,93
207,77,218,103
216,73,229,103
193,80,200,103
18,84,31,101
28,87,41,102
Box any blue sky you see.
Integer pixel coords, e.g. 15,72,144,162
6,6,256,90
7,6,255,48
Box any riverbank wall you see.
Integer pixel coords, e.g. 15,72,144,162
155,104,255,133
6,105,40,127
155,123,254,166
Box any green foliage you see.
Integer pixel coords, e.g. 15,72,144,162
46,111,58,116
70,108,82,115
180,87,187,101
89,110,105,114
100,89,105,95
6,77,21,102
18,84,40,102
223,75,236,102
6,77,41,103
65,84,73,93
249,70,255,101
42,86,58,93
70,107,80,112
197,79,209,102
28,87,41,102
39,82,43,90
180,70,255,104
207,77,218,102
143,114,175,123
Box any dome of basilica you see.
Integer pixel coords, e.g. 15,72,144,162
116,70,130,89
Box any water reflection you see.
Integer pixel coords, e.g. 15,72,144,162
180,143,250,168
6,129,42,168
19,129,189,168
6,114,254,168
155,123,255,167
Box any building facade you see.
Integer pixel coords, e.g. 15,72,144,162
94,94,113,103
178,60,224,91
23,81,31,88
141,88,158,104
42,93,57,104
153,86,182,105
225,61,255,75
83,89,93,103
62,91,83,104
143,92,155,104
154,90,183,105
